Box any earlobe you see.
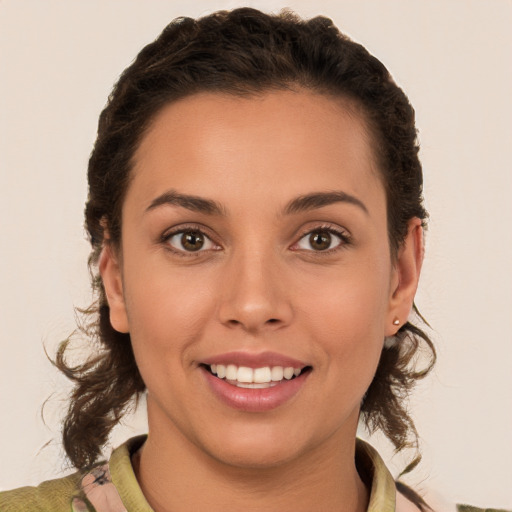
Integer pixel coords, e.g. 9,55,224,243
386,218,424,336
98,244,130,334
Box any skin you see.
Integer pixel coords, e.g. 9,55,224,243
100,90,423,512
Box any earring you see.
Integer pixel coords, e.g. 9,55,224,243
385,318,401,349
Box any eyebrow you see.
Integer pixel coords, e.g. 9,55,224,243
145,189,368,216
284,191,368,216
146,190,227,216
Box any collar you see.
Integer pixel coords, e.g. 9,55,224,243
73,436,397,512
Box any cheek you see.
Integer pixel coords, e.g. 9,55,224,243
297,261,391,339
296,262,390,381
121,258,217,363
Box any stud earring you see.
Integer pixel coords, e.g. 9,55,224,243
392,317,400,326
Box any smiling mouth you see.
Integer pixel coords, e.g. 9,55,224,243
202,364,312,389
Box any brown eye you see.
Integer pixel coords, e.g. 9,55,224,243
309,231,332,251
295,228,347,252
181,231,204,251
166,229,216,253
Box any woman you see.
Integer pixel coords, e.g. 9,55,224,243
0,7,498,512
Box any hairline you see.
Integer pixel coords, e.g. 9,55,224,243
111,85,393,257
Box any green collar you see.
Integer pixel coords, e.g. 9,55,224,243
75,435,397,512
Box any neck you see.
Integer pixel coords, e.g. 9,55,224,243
134,412,369,512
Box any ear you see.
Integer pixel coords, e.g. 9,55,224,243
98,244,129,333
386,218,424,336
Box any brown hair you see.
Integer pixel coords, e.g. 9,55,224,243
56,7,435,487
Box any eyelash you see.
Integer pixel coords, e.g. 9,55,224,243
292,224,351,255
161,223,219,258
161,223,351,258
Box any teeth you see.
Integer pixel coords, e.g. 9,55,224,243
216,364,226,379
254,367,271,383
226,364,237,380
283,367,294,380
209,364,304,386
271,366,284,381
237,366,253,383
236,382,278,389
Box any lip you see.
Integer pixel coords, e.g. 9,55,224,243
201,351,308,369
201,364,311,413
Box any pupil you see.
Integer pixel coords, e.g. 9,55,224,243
182,232,204,251
310,231,331,250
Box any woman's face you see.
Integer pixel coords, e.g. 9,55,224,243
102,90,420,468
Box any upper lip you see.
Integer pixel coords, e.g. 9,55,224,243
201,351,309,369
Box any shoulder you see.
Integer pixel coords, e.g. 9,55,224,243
396,484,511,512
0,436,147,512
457,506,512,512
0,471,82,512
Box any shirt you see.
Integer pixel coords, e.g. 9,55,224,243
0,436,500,512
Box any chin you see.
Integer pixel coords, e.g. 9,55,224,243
208,440,303,471
198,420,322,471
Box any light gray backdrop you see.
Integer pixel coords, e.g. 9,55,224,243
1,0,511,509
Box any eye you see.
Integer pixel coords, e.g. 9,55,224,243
164,229,217,253
294,227,349,252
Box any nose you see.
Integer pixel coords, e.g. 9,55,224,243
217,249,293,333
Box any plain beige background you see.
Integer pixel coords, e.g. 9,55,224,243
1,0,511,509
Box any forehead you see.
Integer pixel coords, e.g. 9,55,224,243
129,90,385,217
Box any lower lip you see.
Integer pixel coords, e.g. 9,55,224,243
202,367,310,412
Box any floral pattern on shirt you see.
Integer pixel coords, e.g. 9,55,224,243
71,463,127,512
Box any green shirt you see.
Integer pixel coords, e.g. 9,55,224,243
0,436,502,512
